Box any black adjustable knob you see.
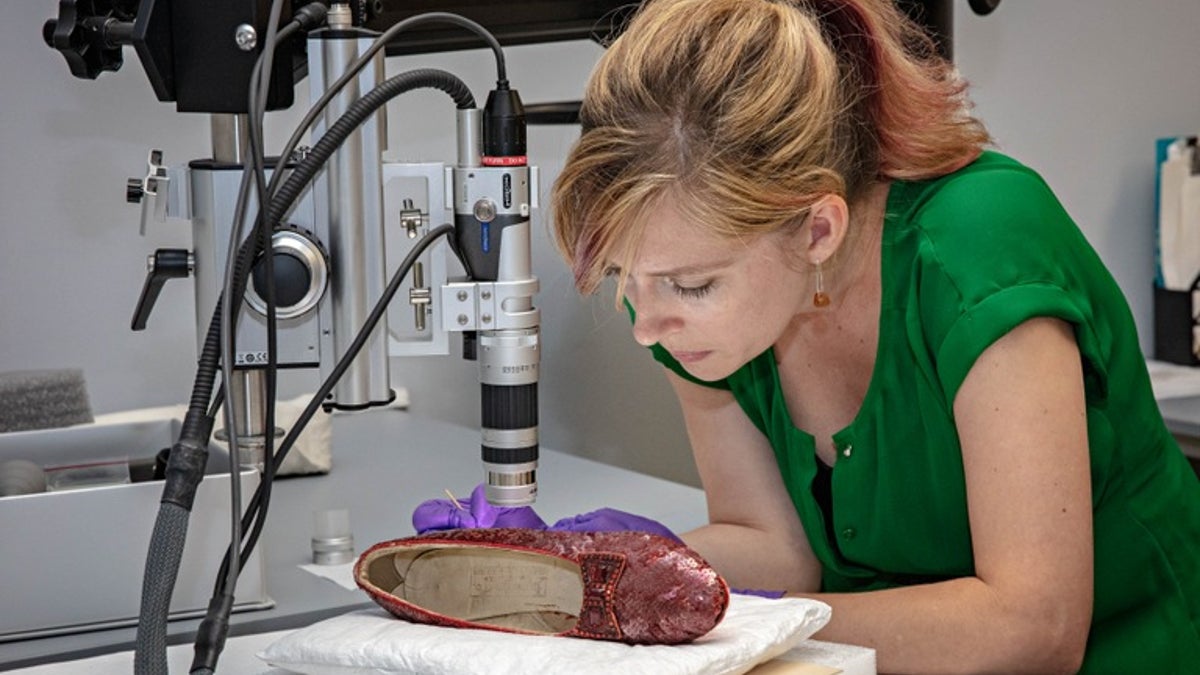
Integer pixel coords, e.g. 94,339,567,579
968,0,1001,16
43,0,137,80
244,229,328,320
132,248,191,331
252,250,313,309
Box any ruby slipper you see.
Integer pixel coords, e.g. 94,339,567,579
354,528,730,645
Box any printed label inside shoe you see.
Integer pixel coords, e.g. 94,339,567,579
469,564,549,597
385,546,585,633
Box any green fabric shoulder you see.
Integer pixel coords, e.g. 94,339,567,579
887,150,1120,404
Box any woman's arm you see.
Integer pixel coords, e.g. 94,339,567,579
666,370,822,592
807,317,1094,674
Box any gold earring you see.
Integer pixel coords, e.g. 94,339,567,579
813,262,830,308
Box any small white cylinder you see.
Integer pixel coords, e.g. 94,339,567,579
311,508,355,565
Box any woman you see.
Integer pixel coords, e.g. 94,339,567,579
550,0,1200,672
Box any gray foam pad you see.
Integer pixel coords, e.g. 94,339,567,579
0,369,93,433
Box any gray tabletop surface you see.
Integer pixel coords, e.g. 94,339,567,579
0,409,708,670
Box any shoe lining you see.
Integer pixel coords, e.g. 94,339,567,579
368,545,583,634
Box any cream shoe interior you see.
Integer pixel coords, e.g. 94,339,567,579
365,544,584,633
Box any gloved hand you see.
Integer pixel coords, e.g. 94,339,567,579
549,507,682,543
412,483,548,533
412,484,680,542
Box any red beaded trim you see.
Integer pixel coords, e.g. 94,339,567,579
570,552,626,640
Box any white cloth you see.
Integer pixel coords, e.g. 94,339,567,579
768,639,877,675
257,594,831,675
6,632,874,675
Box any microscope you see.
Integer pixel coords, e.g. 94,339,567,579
41,1,999,670
49,0,549,503
42,1,631,671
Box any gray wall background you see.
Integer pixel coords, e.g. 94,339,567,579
3,2,1199,488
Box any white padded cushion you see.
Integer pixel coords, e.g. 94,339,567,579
257,593,831,675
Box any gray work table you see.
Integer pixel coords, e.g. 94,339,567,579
0,409,709,671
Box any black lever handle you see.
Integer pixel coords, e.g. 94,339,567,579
131,248,191,331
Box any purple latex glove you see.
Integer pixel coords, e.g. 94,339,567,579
730,588,787,599
549,507,682,543
412,483,548,534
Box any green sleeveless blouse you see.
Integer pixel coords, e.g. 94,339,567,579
645,152,1200,671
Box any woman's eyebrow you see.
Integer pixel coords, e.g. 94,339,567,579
610,258,736,278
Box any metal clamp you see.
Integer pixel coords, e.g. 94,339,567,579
129,149,169,235
441,278,539,332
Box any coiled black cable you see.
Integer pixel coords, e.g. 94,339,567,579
137,12,495,675
217,68,474,582
193,70,473,672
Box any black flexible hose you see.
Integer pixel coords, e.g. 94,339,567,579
133,504,190,675
134,240,258,675
216,68,474,581
191,69,473,671
135,21,478,674
230,223,455,578
268,68,474,227
134,294,224,675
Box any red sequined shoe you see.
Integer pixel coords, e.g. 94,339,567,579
354,528,729,644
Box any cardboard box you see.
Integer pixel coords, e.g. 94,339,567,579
0,418,271,641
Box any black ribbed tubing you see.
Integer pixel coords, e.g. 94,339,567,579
136,68,474,675
134,504,190,675
222,69,473,575
267,69,473,229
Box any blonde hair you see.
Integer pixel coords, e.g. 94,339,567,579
551,0,990,294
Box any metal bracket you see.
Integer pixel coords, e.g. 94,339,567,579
129,149,169,235
441,278,540,332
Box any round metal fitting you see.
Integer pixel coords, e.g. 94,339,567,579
472,198,497,223
311,535,355,565
234,24,257,51
246,229,328,320
327,3,353,29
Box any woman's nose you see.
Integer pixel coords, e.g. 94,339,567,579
631,296,679,346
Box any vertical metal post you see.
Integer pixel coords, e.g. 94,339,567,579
210,112,269,459
227,369,269,468
308,7,394,409
211,114,252,164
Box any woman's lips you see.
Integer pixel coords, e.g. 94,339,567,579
670,350,712,364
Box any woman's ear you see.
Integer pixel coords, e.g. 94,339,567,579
802,195,849,265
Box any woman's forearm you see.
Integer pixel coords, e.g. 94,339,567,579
681,522,821,593
801,577,1088,675
681,520,1086,673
